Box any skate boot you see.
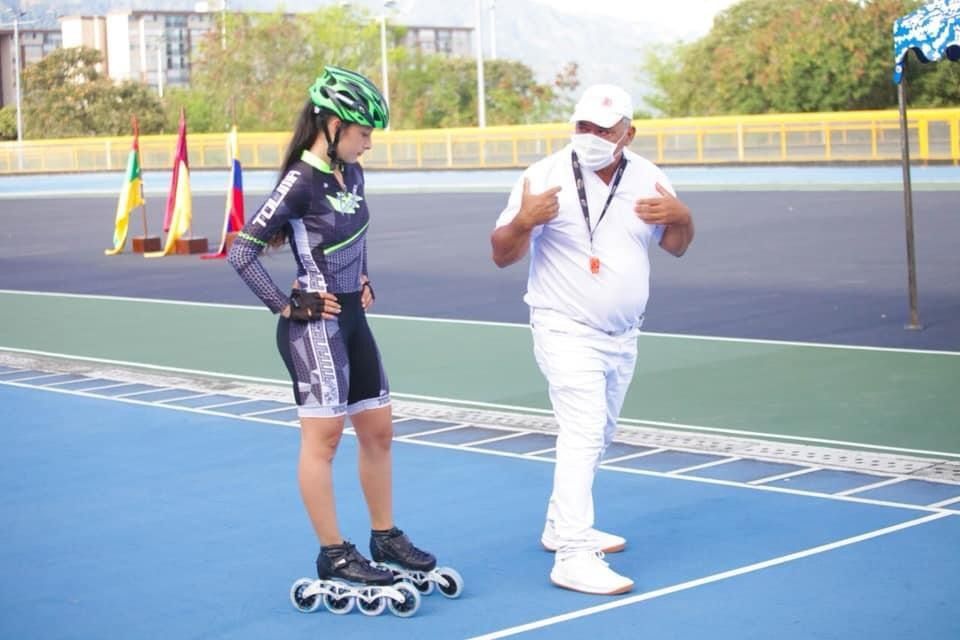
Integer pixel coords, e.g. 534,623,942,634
370,527,464,599
289,541,421,617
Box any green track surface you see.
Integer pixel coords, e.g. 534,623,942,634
2,291,957,457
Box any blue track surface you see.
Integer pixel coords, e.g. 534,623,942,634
2,381,957,639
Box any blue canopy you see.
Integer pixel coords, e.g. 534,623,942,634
893,0,960,83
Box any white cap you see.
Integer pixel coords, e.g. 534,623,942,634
569,84,634,128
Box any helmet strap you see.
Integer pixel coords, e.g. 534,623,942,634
323,120,345,173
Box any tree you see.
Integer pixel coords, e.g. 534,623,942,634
187,6,564,132
21,47,165,138
187,6,386,132
643,0,959,116
0,107,15,140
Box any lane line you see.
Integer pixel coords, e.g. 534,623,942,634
835,477,906,497
749,467,821,485
466,512,954,640
2,345,958,460
669,457,742,475
2,289,957,356
2,378,958,516
928,495,960,509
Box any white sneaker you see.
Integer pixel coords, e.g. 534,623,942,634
541,520,626,553
550,550,634,595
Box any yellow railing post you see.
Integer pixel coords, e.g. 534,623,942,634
823,122,831,161
918,115,930,161
950,114,959,166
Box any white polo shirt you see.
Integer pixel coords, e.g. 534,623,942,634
495,146,669,335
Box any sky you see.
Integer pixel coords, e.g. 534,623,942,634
530,0,741,41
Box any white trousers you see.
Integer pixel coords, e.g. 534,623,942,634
531,307,639,552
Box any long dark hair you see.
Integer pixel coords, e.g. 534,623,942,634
269,100,327,247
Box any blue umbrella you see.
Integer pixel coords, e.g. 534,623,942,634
892,0,960,330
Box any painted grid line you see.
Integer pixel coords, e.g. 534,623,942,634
2,376,960,517
749,467,822,485
835,476,907,496
467,512,953,639
669,456,742,475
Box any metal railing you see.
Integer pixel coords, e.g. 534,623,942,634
0,108,957,174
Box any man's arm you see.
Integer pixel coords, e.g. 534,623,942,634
634,183,694,257
491,178,562,268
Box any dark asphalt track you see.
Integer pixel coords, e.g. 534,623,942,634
1,190,957,350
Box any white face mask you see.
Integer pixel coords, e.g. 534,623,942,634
570,131,625,170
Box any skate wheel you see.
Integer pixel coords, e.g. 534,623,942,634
356,588,387,617
322,583,355,615
290,578,322,613
386,582,420,618
414,576,435,595
436,567,464,599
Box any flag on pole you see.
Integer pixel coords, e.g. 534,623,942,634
147,108,193,258
104,118,145,256
202,125,245,259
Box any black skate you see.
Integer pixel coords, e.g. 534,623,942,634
289,541,420,617
370,527,464,599
317,541,395,584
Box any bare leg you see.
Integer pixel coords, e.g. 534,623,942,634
350,405,394,531
298,415,347,546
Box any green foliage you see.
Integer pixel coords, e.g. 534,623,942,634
0,107,15,140
643,0,959,116
21,47,165,137
186,6,566,131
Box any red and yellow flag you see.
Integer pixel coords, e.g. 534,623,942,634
104,119,145,256
147,109,193,257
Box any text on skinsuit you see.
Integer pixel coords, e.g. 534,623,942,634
252,170,301,228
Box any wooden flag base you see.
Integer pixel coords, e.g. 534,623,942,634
132,236,162,253
175,237,209,254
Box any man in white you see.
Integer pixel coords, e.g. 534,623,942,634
490,84,694,595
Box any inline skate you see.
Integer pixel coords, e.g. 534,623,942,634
370,526,464,599
289,541,421,617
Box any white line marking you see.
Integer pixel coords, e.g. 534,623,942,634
466,512,953,639
835,477,906,497
194,398,260,410
669,457,742,475
42,377,95,387
602,448,667,464
525,447,557,457
113,388,167,398
748,467,822,485
928,495,960,508
0,372,64,383
396,423,472,439
156,393,215,404
3,378,959,516
2,344,957,460
2,289,957,356
244,405,299,417
463,431,532,447
71,381,139,392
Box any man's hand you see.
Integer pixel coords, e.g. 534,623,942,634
634,183,691,227
515,178,562,229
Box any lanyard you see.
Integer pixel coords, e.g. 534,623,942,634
571,152,628,251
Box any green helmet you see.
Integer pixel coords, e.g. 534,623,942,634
309,66,389,129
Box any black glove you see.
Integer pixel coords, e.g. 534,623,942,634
287,290,329,322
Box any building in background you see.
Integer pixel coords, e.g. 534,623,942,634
0,26,61,108
404,25,472,57
1,7,472,107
